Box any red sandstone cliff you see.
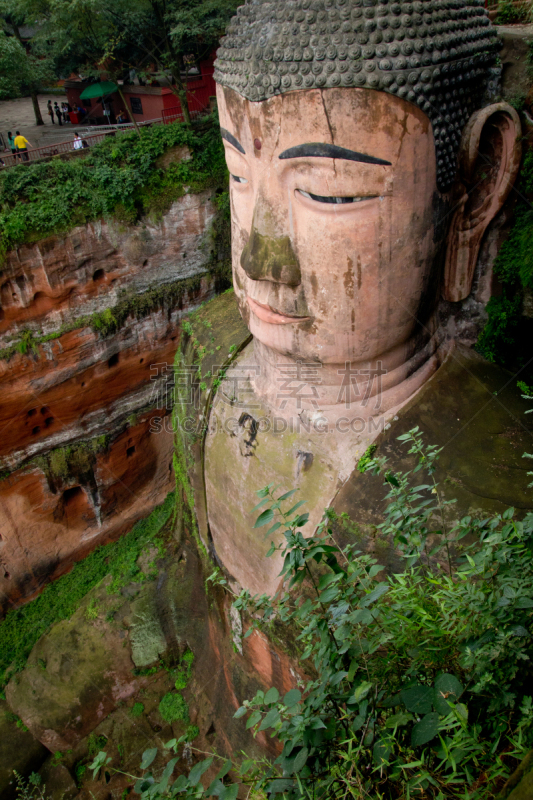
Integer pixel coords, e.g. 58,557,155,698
0,185,229,614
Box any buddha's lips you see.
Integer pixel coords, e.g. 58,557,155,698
247,298,310,325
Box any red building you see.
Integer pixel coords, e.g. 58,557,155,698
64,59,216,126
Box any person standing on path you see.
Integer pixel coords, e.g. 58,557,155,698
54,102,62,126
47,100,54,124
7,132,17,158
14,131,31,162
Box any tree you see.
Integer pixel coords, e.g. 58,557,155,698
43,0,239,124
0,0,55,125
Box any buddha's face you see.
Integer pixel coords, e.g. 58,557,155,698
218,85,446,365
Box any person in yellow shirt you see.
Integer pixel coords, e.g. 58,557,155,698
14,131,31,162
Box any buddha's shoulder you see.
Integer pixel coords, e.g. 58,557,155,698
332,344,533,562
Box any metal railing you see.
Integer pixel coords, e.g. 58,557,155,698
0,130,124,169
1,90,212,169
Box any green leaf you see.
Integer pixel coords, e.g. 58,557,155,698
171,775,188,792
283,689,301,708
140,748,158,770
319,586,340,603
352,681,373,703
516,597,533,608
291,747,309,774
278,489,298,502
318,572,341,590
368,564,385,578
233,706,247,719
266,522,282,536
259,708,280,730
246,710,262,729
286,500,306,516
386,711,413,728
360,582,389,607
401,685,434,714
264,687,279,705
254,509,274,528
434,674,464,715
411,712,440,747
251,497,269,512
188,757,213,786
220,786,239,800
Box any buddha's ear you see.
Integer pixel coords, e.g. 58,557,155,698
443,102,521,303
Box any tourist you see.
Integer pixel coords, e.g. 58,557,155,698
116,110,128,124
54,102,63,126
73,132,83,150
47,100,54,124
14,131,31,162
7,131,17,158
62,102,69,123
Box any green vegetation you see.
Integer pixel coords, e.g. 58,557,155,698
0,118,227,259
87,734,108,758
130,702,145,718
158,692,189,725
0,491,174,688
477,151,533,380
357,443,377,473
95,427,533,799
30,435,109,487
495,0,529,24
173,649,194,690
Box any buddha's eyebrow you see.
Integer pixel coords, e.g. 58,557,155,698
278,143,391,166
220,128,245,154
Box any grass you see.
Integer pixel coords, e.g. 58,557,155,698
0,491,175,688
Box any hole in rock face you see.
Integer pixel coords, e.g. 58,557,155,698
81,382,85,387
93,269,105,282
40,406,49,415
32,426,41,435
0,307,4,321
44,417,54,428
3,570,10,579
62,486,84,507
127,445,136,458
27,408,37,417
33,292,51,311
142,259,148,267
108,353,119,368
140,358,144,364
182,253,187,259
15,276,26,289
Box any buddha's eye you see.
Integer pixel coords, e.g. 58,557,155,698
231,174,248,184
297,189,377,204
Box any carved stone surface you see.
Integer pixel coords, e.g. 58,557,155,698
215,0,501,189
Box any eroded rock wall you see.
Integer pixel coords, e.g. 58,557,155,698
0,187,229,614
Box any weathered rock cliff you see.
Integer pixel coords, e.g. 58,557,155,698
0,183,230,614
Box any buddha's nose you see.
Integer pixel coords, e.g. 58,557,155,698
240,200,301,286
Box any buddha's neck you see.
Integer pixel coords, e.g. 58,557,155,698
251,324,446,422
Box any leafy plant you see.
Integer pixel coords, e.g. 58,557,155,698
0,119,228,259
83,429,533,799
13,772,48,800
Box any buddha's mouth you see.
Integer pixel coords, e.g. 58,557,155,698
247,298,311,325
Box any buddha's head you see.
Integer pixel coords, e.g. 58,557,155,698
214,0,521,369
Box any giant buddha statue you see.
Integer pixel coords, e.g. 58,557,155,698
197,0,526,596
